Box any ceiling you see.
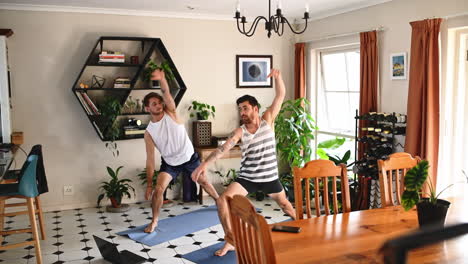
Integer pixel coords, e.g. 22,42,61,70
0,0,392,21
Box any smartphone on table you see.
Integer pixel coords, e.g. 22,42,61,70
271,225,301,233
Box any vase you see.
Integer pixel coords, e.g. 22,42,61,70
416,198,451,227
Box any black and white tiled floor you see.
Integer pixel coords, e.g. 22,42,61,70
0,197,290,263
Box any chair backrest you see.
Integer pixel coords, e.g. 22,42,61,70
228,195,276,264
29,144,48,194
18,155,39,198
377,152,421,207
293,160,351,219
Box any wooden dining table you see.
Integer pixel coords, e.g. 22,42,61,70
270,194,468,263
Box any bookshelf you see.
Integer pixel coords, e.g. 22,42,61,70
71,36,186,141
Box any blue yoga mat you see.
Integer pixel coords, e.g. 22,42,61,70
182,242,236,264
117,205,220,247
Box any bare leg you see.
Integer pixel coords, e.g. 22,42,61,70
215,182,248,256
197,172,219,200
145,172,173,233
268,190,296,220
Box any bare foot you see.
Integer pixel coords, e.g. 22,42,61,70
144,221,158,233
214,242,235,256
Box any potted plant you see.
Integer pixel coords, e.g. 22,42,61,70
97,166,135,212
401,160,451,227
142,60,174,88
275,97,317,200
99,96,122,157
188,100,216,121
213,168,239,188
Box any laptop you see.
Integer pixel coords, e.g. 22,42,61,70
93,235,147,264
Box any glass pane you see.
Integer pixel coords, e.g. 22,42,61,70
317,92,356,136
346,51,360,91
314,133,356,165
321,53,347,91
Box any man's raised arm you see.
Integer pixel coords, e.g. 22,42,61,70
191,128,242,182
263,69,286,125
151,69,176,113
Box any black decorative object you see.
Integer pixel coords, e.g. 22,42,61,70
234,0,310,38
91,75,106,88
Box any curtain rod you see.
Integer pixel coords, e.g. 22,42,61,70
302,26,385,43
443,11,468,20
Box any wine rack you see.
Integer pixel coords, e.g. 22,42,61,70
353,111,407,209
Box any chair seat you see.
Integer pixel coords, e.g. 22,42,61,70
0,183,20,196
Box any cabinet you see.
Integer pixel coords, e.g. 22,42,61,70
71,37,187,141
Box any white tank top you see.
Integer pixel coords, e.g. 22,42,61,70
146,113,194,166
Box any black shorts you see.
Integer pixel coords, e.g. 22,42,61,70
235,178,284,194
160,152,200,180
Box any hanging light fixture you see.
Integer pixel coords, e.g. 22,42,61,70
234,0,310,38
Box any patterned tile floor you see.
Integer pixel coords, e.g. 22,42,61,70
0,196,290,263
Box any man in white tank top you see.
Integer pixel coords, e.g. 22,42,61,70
143,69,219,233
192,69,296,256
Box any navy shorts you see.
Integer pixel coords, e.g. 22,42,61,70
235,178,284,194
160,152,200,180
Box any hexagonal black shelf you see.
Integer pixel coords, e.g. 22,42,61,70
72,36,186,141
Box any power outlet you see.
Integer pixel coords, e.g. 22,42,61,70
63,185,74,196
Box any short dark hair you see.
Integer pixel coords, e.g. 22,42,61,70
236,95,259,108
143,92,163,107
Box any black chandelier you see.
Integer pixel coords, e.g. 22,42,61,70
234,0,310,38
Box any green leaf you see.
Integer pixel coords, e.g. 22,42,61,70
401,190,420,211
404,160,429,190
317,148,329,160
317,138,345,149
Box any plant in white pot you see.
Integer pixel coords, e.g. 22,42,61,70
401,160,452,227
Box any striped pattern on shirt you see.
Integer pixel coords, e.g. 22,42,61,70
238,119,279,183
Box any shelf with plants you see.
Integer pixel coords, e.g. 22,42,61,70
71,36,187,141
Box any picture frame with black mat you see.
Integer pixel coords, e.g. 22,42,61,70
236,55,273,88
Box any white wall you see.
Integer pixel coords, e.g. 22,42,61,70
0,10,295,211
298,0,468,114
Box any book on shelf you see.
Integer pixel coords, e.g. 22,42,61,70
75,92,92,115
114,77,131,88
124,129,146,136
92,121,104,139
99,58,125,63
81,92,100,115
123,125,147,130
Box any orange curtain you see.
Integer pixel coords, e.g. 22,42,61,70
294,43,306,99
358,31,379,160
405,18,442,188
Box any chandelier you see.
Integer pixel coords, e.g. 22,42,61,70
234,0,310,38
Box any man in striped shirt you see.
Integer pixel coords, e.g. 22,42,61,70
192,69,296,256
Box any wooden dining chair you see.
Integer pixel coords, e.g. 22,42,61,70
377,152,421,208
228,195,276,264
0,155,43,263
0,145,47,240
293,160,351,219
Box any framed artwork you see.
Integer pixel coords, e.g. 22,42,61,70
236,55,273,88
390,52,407,80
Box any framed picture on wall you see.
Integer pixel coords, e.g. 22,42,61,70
390,52,407,80
236,55,273,88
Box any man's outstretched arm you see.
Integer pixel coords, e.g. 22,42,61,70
263,69,286,125
191,128,242,182
151,69,176,113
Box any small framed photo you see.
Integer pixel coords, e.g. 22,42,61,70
390,52,407,80
236,55,273,88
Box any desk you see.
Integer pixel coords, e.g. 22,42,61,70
271,195,468,263
0,149,16,180
194,146,242,204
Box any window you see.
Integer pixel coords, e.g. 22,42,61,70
311,46,360,159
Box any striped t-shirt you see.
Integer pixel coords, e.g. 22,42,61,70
238,119,279,183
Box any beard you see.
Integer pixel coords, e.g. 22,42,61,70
241,115,252,124
150,108,163,116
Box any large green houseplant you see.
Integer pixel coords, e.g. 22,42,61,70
97,166,135,209
401,160,451,227
275,97,317,199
